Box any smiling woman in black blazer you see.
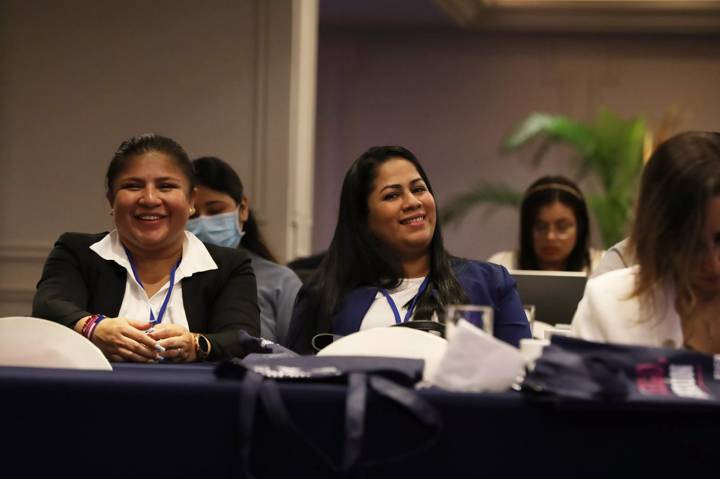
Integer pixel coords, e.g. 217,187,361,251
32,134,259,362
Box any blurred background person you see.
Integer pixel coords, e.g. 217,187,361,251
590,237,633,278
187,156,302,345
573,131,720,352
33,135,260,362
488,175,603,273
287,145,531,354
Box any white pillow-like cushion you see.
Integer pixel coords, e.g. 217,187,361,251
0,316,112,370
317,327,447,381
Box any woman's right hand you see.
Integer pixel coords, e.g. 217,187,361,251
88,317,161,363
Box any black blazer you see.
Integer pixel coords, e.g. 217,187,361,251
32,232,260,360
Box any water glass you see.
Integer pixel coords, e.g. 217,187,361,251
444,304,494,340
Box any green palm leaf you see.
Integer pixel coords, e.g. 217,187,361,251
502,112,595,159
444,109,646,247
442,182,522,226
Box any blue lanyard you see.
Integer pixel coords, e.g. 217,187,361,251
123,246,181,325
379,276,430,325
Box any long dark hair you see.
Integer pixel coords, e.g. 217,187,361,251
630,131,720,319
304,146,467,333
518,175,591,271
192,156,277,263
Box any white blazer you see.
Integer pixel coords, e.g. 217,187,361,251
571,266,684,349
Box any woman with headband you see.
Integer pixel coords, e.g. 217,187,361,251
488,176,603,273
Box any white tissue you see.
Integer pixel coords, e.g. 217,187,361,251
431,319,525,393
519,338,550,368
532,321,575,340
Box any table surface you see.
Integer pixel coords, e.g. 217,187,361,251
2,362,719,478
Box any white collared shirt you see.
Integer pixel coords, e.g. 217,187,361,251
360,277,427,330
90,230,218,329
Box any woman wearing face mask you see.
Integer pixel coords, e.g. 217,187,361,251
488,176,604,273
573,131,720,352
32,135,260,362
187,157,302,345
286,146,531,355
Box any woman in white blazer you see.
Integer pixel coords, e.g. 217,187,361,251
573,131,720,353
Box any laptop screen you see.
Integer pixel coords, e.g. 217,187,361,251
509,269,587,326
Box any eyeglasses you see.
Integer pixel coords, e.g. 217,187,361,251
532,222,576,239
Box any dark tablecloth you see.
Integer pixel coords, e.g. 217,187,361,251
1,362,718,478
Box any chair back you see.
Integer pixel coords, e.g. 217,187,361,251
293,268,317,284
0,316,112,370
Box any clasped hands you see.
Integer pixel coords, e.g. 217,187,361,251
81,317,198,363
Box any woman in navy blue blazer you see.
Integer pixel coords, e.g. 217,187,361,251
286,146,531,354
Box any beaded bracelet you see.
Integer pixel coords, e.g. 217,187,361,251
80,315,97,337
86,315,107,340
81,314,106,340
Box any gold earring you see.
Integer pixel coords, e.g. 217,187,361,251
189,207,195,215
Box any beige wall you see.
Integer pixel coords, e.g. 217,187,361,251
0,0,317,316
313,28,720,260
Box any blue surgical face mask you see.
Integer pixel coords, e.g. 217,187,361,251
186,209,245,248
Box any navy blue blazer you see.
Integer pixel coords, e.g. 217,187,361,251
287,259,531,355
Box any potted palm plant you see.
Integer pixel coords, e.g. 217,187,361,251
442,109,647,247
